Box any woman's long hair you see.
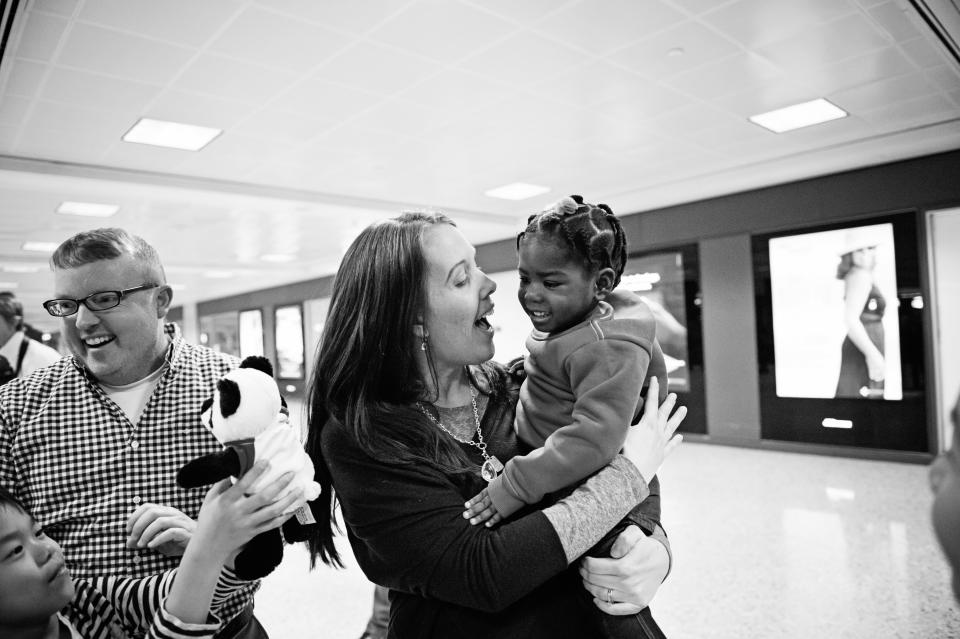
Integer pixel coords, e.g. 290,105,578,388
304,212,477,568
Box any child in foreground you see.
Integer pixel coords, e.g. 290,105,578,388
464,195,674,638
0,461,300,639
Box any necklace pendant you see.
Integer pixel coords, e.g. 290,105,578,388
481,456,504,482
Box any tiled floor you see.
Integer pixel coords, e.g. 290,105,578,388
255,442,960,638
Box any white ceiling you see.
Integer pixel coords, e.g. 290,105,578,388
1,0,959,334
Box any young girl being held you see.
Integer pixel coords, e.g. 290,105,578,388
465,195,678,639
0,461,300,639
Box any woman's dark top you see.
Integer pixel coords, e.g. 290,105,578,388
321,361,664,639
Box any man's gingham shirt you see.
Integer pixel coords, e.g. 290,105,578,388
0,323,257,628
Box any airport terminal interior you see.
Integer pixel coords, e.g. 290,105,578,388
2,0,960,637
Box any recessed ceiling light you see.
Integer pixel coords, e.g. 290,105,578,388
748,98,847,133
0,282,18,289
484,182,551,201
260,254,296,263
169,283,187,291
22,241,59,253
1,263,42,273
667,47,685,57
56,201,120,217
122,117,222,151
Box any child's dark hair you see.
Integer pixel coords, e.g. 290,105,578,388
0,486,28,515
517,194,628,287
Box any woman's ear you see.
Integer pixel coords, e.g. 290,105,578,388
595,268,616,300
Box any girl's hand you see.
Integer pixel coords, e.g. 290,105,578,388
193,461,302,561
622,377,685,484
463,488,503,527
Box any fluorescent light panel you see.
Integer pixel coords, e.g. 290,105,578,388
122,117,222,151
749,98,847,133
2,264,42,273
484,182,551,201
260,254,295,263
22,241,59,253
0,282,18,289
56,201,119,217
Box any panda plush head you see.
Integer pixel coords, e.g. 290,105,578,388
202,356,281,444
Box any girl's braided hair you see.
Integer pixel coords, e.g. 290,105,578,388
517,195,628,288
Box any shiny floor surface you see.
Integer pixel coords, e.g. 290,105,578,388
256,442,960,638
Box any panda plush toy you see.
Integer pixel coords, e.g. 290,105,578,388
177,355,321,580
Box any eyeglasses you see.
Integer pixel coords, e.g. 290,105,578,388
43,284,159,317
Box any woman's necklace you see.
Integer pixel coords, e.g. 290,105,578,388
417,385,504,482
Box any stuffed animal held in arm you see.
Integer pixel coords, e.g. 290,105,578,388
177,355,321,580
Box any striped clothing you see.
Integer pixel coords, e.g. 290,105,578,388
66,567,248,638
0,323,257,627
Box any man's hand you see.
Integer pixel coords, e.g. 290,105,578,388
125,503,198,556
579,525,669,615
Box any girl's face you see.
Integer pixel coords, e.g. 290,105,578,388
0,506,75,628
517,235,608,334
931,400,960,603
419,224,497,374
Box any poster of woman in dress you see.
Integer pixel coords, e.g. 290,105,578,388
768,223,902,400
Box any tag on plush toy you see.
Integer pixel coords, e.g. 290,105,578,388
293,504,316,525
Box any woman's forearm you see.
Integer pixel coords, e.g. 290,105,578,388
542,455,649,563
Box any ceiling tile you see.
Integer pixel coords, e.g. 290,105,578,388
610,20,741,80
664,51,782,101
755,13,893,72
57,23,195,85
926,65,960,93
860,93,959,129
0,96,31,127
31,0,77,17
369,0,516,63
268,76,384,119
535,0,687,55
41,67,159,112
230,108,337,144
458,32,589,87
4,60,48,98
899,36,954,69
344,98,450,137
14,11,69,62
97,141,190,173
589,82,691,121
392,68,511,115
12,124,117,163
866,1,925,41
255,0,406,36
475,0,571,26
713,77,826,116
830,71,939,114
707,0,857,49
172,54,300,102
527,60,653,108
312,42,443,96
77,0,244,48
147,89,259,130
801,46,918,95
207,6,352,73
665,0,737,17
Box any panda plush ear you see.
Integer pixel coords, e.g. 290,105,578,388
239,355,274,378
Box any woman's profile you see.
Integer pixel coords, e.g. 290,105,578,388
835,230,887,399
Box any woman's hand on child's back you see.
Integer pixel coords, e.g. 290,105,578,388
622,377,685,484
463,488,503,527
193,461,302,563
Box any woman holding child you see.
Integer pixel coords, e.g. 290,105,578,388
304,199,685,638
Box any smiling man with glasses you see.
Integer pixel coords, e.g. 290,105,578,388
0,228,271,639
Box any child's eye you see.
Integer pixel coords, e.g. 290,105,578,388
34,527,46,538
544,281,560,289
4,544,23,560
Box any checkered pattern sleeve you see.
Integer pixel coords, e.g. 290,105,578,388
0,323,258,627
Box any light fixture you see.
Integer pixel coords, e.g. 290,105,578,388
484,182,551,201
1,263,42,273
122,117,222,151
56,201,120,217
203,270,234,279
260,254,296,263
0,282,18,289
748,98,847,133
21,241,59,253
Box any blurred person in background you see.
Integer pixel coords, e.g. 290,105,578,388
0,291,61,384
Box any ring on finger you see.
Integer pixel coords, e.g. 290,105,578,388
605,587,614,604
